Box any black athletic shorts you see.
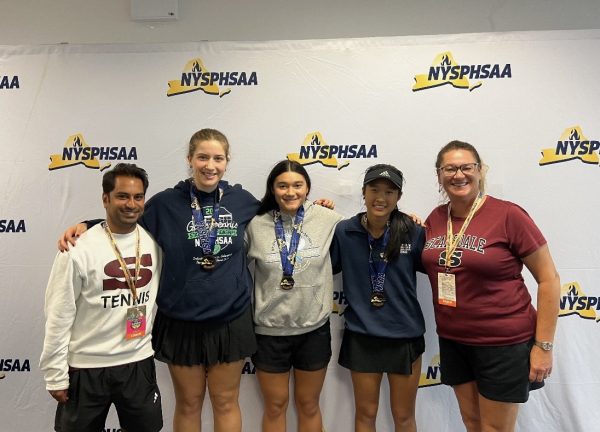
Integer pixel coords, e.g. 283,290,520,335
252,320,332,373
439,337,544,403
54,356,162,432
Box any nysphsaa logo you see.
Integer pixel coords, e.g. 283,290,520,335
413,52,511,92
49,133,137,171
539,126,600,166
241,360,256,375
559,281,600,322
167,58,258,98
332,290,348,316
0,358,30,381
418,354,442,388
0,74,19,90
0,219,26,233
0,358,31,373
286,132,377,170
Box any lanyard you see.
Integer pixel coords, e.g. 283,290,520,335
445,194,484,271
189,182,222,257
273,206,305,277
366,219,390,294
104,223,141,305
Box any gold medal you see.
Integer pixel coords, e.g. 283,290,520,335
280,276,295,290
199,254,217,270
370,292,386,307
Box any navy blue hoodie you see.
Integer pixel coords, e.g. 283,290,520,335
141,179,259,322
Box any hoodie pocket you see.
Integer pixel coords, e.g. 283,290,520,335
255,282,323,329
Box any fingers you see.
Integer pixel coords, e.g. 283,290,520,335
58,238,70,252
49,389,69,403
529,366,552,382
75,223,88,237
57,229,81,252
529,345,553,382
313,199,335,209
67,233,79,247
58,234,79,252
409,213,426,227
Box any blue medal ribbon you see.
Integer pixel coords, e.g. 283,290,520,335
274,206,305,277
189,181,221,258
367,223,390,295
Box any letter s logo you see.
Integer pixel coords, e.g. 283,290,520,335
103,253,153,290
438,250,462,268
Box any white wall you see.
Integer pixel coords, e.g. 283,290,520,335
2,31,600,431
0,0,599,45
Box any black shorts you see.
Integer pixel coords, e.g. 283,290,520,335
54,356,162,432
153,306,256,366
338,329,425,374
439,337,544,403
252,320,332,373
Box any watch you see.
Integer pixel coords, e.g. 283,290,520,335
534,340,554,351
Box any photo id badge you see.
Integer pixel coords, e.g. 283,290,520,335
438,272,457,307
125,305,147,339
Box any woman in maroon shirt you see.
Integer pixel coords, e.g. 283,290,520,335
421,140,560,432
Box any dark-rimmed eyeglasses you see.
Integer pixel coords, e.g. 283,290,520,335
437,163,480,176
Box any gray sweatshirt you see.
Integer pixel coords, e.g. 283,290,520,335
246,202,343,336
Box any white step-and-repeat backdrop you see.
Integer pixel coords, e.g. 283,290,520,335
1,29,599,431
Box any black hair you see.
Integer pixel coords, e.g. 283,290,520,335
257,160,311,215
102,163,149,194
362,164,414,261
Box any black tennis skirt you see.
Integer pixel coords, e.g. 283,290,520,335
338,329,425,374
152,306,256,367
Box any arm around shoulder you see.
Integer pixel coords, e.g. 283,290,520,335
58,223,88,252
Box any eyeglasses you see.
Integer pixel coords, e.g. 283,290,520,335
437,163,480,176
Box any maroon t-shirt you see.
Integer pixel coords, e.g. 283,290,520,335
422,196,546,345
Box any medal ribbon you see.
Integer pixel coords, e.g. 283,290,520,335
366,218,390,294
445,194,484,271
104,223,141,305
274,206,305,277
189,181,222,258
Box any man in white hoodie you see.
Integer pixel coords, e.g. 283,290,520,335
40,163,163,432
